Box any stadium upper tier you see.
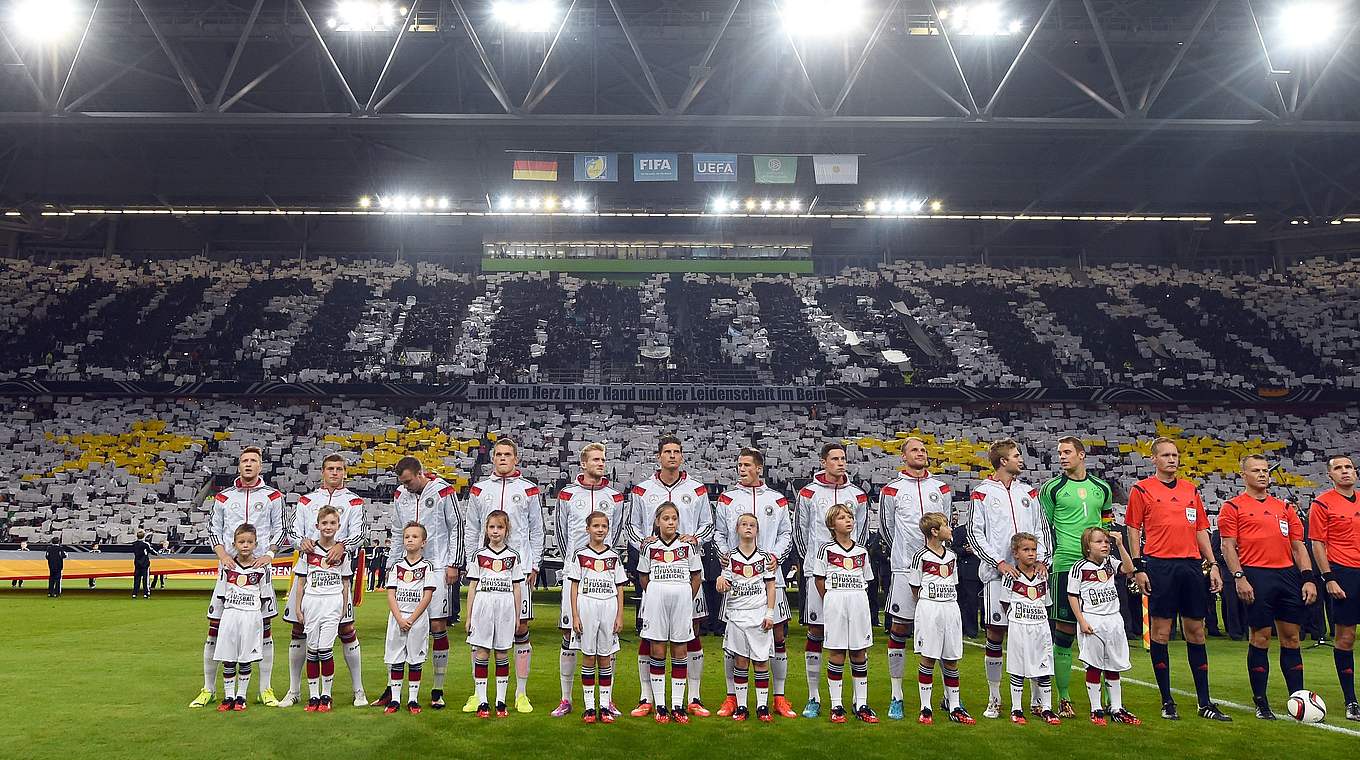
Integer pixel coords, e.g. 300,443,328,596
1,397,1350,552
1,254,1357,389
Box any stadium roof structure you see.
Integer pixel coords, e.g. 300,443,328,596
1,0,1359,255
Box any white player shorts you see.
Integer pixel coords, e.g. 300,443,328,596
283,574,354,626
519,579,534,621
571,596,621,656
1006,621,1054,678
1076,612,1131,672
467,592,517,651
803,575,825,625
214,608,264,663
887,572,919,624
723,619,774,662
913,598,963,661
384,611,432,666
206,575,278,621
983,578,1009,628
641,584,696,644
301,594,345,650
823,590,873,651
428,579,453,620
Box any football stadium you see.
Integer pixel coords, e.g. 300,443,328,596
3,1,1360,758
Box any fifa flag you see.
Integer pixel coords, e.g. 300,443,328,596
633,153,678,182
573,153,618,182
512,159,558,181
813,154,859,184
754,155,798,184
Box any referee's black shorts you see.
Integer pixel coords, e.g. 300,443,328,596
1242,565,1304,630
1333,564,1360,626
1145,556,1208,621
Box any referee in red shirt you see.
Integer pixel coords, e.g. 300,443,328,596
1219,455,1317,720
1308,455,1360,722
1125,437,1230,721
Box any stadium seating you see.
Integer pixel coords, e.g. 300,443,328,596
0,253,1355,390
2,396,1351,562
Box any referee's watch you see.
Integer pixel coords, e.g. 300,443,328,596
1232,571,1245,579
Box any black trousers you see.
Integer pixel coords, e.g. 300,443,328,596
48,564,63,595
132,564,151,595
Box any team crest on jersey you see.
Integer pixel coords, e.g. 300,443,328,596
425,497,434,507
479,554,517,571
929,492,940,503
765,505,774,516
732,559,758,578
397,566,426,582
226,569,262,586
513,494,523,505
1021,497,1032,508
828,551,865,570
682,494,692,505
1096,568,1110,583
579,555,617,572
252,501,263,511
650,546,689,563
923,560,954,577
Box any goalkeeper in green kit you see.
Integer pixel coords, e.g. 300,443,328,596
1038,436,1114,718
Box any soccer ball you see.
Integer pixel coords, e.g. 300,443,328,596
1286,690,1326,723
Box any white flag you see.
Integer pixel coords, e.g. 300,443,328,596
814,154,858,185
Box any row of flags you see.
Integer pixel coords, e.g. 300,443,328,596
511,153,859,184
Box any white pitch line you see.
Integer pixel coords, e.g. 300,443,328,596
960,639,1360,737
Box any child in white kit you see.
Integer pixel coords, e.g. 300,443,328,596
294,506,353,712
908,513,975,725
1067,526,1140,726
213,524,270,712
465,510,525,718
384,521,439,714
568,511,627,724
1004,532,1057,726
717,512,777,722
638,501,703,724
813,504,878,724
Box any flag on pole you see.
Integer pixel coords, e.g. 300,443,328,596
813,154,859,184
513,159,558,181
753,155,798,184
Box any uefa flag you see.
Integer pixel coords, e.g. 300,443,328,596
754,155,798,184
813,154,859,184
513,159,558,181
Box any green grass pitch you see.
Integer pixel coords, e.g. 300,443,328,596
3,579,1356,760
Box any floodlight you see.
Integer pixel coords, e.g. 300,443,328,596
493,1,558,33
424,197,435,209
544,196,557,211
514,197,527,210
780,0,864,37
760,199,773,211
745,199,757,211
775,200,787,211
948,4,1022,36
329,1,399,32
437,197,449,209
864,200,877,212
12,0,80,43
788,199,801,212
930,199,944,212
358,196,372,208
379,196,392,209
497,195,512,211
1279,3,1339,48
528,197,541,210
572,195,589,211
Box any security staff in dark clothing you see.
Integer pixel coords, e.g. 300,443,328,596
46,540,67,597
131,531,155,598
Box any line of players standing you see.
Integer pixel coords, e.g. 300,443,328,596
187,433,1360,726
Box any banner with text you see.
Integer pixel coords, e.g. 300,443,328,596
633,153,679,181
468,384,826,404
692,153,739,182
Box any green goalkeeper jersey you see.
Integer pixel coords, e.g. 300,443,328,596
1038,473,1114,571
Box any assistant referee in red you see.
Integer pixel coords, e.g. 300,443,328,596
1125,437,1231,721
1219,455,1317,720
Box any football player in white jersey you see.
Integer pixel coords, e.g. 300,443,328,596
190,446,285,709
626,435,714,718
714,447,796,719
462,438,544,715
279,453,368,708
812,504,879,724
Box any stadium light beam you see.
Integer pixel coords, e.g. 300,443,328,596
779,0,864,38
947,4,1023,36
1279,2,1340,48
328,1,400,32
11,0,81,43
493,1,559,33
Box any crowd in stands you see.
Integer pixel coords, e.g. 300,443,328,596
0,253,1357,389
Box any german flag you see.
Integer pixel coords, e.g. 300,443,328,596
513,159,558,181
